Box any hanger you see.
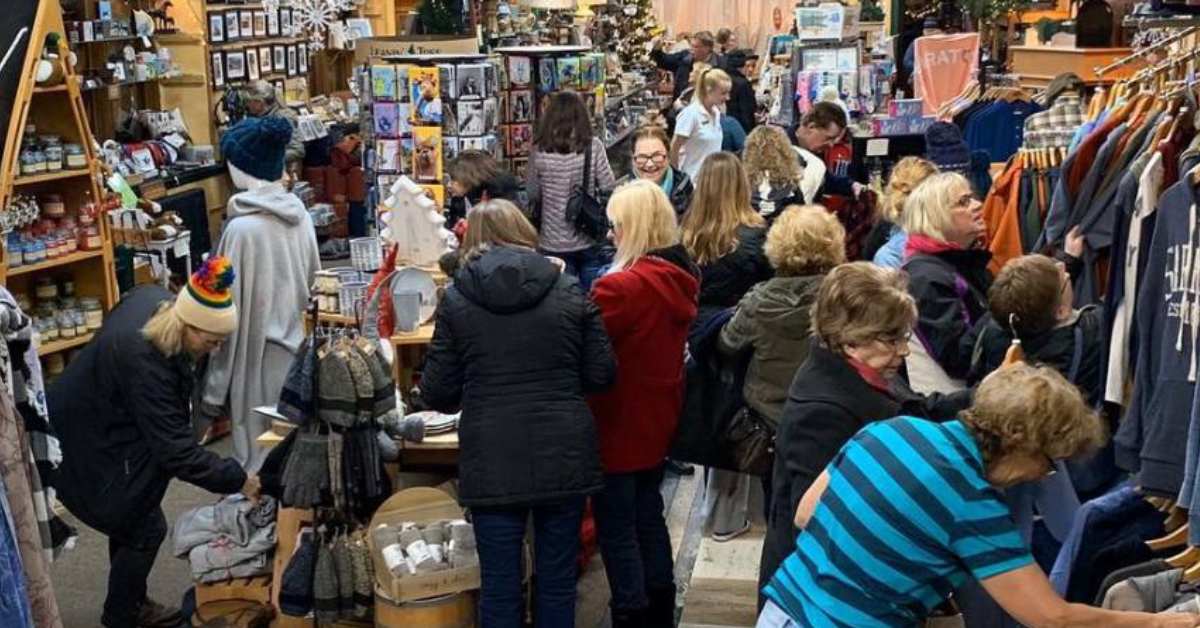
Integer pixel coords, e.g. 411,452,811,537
1148,520,1190,552
1169,544,1200,570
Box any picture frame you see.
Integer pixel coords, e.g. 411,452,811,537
253,11,267,38
225,49,247,82
280,9,293,37
246,48,260,80
298,44,308,74
272,46,286,73
258,46,273,74
266,9,279,37
286,45,298,77
272,80,285,99
238,11,253,40
210,51,225,88
207,13,225,43
224,10,240,40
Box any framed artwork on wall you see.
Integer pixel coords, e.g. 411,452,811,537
247,48,260,80
286,45,297,77
272,45,286,72
258,46,273,74
298,44,308,74
226,49,247,82
253,11,267,38
266,9,280,37
238,11,253,40
207,13,225,43
224,11,240,40
211,51,225,88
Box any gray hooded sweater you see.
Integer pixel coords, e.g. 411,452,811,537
202,183,319,470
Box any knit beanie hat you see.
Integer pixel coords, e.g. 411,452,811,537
174,256,238,336
924,122,971,173
220,115,293,183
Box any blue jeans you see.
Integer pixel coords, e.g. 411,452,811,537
545,246,611,293
472,497,585,628
593,466,674,613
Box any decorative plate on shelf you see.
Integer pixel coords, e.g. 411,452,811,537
390,266,437,326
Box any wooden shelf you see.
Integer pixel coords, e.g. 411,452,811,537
210,36,304,49
7,249,104,277
12,168,91,186
33,84,68,94
38,332,94,357
69,35,140,46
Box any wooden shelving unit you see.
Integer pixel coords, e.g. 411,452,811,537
0,0,120,365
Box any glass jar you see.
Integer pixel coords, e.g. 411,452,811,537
43,144,63,172
72,309,87,337
34,277,57,301
19,148,42,175
41,195,65,218
63,144,86,169
28,240,46,264
56,310,76,339
58,297,77,311
7,243,24,268
60,278,75,298
37,316,58,342
80,225,102,251
81,298,102,330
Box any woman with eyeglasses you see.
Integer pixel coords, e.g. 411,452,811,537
631,125,694,218
760,364,1200,628
757,262,971,610
899,172,991,394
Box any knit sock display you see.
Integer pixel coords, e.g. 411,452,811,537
448,520,478,569
398,526,439,574
421,522,447,565
282,433,329,509
333,535,356,617
313,540,340,623
349,530,374,619
279,530,317,617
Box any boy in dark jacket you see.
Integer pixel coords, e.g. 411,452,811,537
969,251,1116,496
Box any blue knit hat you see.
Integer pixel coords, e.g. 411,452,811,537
925,122,971,173
220,115,293,182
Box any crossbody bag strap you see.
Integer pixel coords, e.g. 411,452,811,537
581,139,593,197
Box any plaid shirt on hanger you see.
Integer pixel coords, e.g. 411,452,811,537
1024,94,1085,150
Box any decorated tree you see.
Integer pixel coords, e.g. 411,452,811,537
599,0,662,68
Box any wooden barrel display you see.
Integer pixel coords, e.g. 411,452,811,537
374,591,476,628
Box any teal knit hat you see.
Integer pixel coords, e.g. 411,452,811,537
220,115,293,182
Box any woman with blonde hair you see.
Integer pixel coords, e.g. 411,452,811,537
671,66,732,181
422,199,616,628
901,171,990,394
680,152,772,543
871,156,939,268
743,126,806,221
588,180,699,627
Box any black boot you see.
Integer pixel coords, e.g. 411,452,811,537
612,607,647,628
646,585,678,628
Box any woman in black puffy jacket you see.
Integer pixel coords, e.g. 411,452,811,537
421,199,616,628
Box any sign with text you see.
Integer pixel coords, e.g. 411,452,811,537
354,36,479,64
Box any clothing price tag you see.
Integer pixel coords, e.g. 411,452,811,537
866,138,889,157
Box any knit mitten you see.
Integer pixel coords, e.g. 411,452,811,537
399,527,438,573
282,433,329,508
349,531,374,619
376,428,400,462
327,432,345,513
381,412,425,442
279,530,317,617
333,535,356,618
345,347,376,425
313,540,340,624
421,522,448,566
448,520,478,569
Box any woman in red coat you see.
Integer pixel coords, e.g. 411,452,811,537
589,179,700,628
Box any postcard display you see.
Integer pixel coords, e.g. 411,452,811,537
366,55,501,225
496,49,607,179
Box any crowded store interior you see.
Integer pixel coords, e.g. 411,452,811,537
9,0,1200,627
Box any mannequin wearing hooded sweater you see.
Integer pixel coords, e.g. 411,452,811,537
202,162,320,470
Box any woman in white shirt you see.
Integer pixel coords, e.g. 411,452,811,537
671,67,731,182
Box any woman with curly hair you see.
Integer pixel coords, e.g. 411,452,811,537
743,126,806,222
758,363,1192,628
871,156,938,268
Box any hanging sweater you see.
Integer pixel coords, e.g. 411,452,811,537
1115,179,1200,496
202,183,320,471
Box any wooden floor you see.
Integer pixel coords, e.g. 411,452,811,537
578,468,764,628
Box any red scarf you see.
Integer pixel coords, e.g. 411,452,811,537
904,233,963,260
847,357,892,395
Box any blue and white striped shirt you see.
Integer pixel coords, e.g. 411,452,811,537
764,417,1034,627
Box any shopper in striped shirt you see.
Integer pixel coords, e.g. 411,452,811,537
760,364,1200,628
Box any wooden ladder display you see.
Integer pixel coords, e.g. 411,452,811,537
0,0,120,358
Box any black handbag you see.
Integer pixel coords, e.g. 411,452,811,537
566,141,610,241
724,406,776,477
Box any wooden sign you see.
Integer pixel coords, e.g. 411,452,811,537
354,36,479,65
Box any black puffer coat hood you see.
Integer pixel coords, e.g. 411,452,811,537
455,245,560,315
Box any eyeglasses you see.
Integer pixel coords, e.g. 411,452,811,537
634,153,668,166
875,332,913,348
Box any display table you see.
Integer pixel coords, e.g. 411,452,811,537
255,413,459,468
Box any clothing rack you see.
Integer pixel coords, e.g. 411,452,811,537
1095,26,1200,76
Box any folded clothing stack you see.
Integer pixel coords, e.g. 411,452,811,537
173,495,278,584
372,518,476,578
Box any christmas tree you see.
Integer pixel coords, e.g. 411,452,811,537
598,0,663,68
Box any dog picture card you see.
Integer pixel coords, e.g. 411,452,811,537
510,90,533,124
410,67,443,125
